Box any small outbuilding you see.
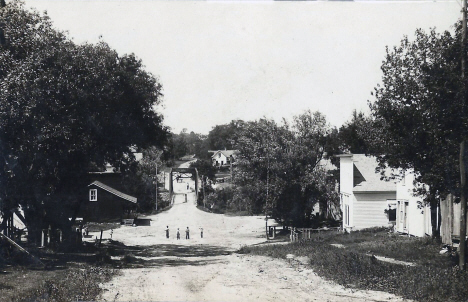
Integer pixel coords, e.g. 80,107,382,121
79,181,137,222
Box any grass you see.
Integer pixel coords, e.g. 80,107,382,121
0,264,115,302
239,228,467,302
0,237,117,302
85,222,122,232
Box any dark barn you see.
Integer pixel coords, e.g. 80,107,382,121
79,181,137,222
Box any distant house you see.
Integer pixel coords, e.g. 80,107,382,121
338,154,397,231
211,150,239,167
395,169,432,237
79,180,137,222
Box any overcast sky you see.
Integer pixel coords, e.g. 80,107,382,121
23,0,462,134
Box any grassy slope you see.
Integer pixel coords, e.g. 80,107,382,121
240,228,468,302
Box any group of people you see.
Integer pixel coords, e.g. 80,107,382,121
165,226,203,240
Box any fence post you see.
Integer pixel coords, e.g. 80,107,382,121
99,229,103,246
41,229,45,247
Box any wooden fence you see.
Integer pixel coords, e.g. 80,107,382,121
290,227,341,242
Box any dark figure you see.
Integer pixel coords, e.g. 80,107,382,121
187,183,189,190
165,226,169,239
200,227,203,238
177,228,180,240
186,227,190,239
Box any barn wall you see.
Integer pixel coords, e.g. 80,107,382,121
79,188,133,222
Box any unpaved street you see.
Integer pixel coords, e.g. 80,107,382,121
99,178,406,301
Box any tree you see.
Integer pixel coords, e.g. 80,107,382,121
0,1,168,241
189,159,216,182
232,111,339,226
121,147,164,213
338,110,373,155
368,23,465,237
206,120,246,151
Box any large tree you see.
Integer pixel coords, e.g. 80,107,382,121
369,23,465,236
0,1,168,241
206,120,246,151
233,111,339,226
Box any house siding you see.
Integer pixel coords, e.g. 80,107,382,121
79,186,134,222
396,170,432,237
353,192,396,230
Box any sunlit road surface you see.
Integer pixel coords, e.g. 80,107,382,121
99,177,407,302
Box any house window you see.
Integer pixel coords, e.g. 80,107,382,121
345,205,350,226
341,193,350,226
387,200,397,223
89,189,97,201
403,201,409,230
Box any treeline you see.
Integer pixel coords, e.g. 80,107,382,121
171,110,372,227
176,21,468,233
167,121,244,162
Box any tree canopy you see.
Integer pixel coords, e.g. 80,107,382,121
231,111,339,226
0,1,168,239
369,23,464,205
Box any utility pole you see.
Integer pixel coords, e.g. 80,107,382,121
460,0,467,270
155,165,158,211
0,0,6,236
0,1,5,47
202,175,206,208
265,132,270,240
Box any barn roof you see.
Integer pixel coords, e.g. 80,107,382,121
88,181,137,203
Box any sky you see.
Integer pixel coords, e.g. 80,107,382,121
22,0,462,134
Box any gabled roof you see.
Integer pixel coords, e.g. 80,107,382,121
351,154,396,193
211,150,239,158
88,181,137,203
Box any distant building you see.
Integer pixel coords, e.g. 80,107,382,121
338,154,396,232
211,150,239,167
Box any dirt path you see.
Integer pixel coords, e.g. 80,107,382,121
99,178,408,302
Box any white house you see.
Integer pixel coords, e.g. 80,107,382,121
211,150,239,167
339,154,397,231
395,170,432,237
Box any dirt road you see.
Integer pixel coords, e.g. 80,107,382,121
99,178,406,301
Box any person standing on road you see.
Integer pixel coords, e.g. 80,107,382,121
200,227,203,238
185,227,190,239
177,228,180,240
187,183,189,190
165,226,170,239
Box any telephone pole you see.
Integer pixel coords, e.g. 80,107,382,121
155,165,158,211
0,0,5,46
460,0,467,270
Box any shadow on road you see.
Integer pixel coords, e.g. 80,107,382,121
105,240,232,269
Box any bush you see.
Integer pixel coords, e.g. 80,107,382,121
205,187,234,213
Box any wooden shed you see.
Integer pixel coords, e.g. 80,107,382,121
79,181,137,222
